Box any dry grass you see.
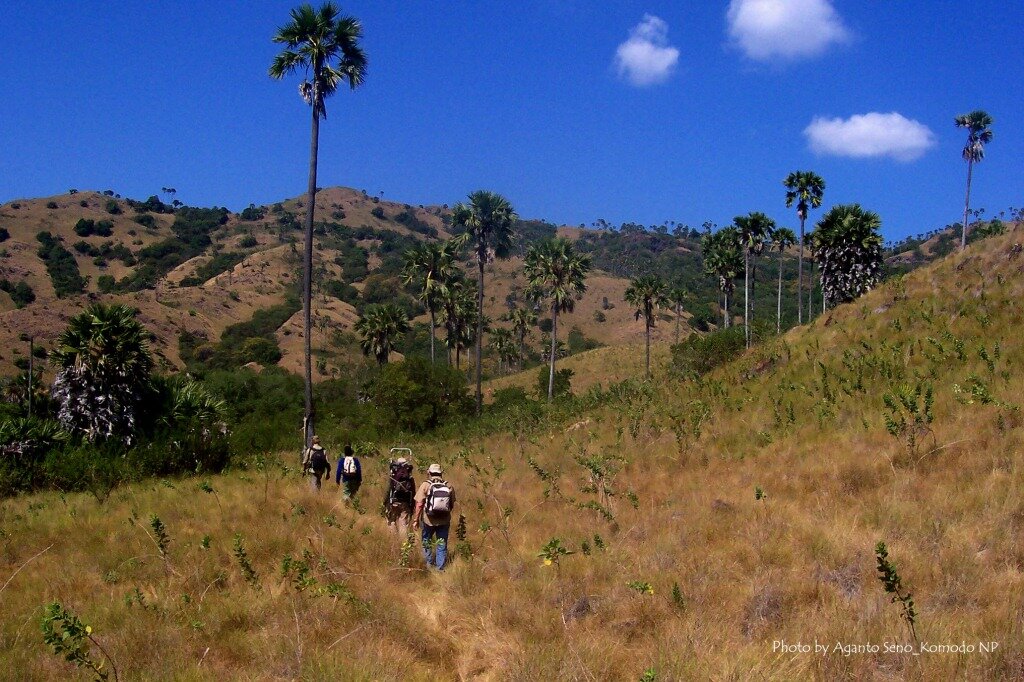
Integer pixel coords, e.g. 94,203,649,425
4,224,1024,680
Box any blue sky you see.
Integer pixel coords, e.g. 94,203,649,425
0,1,1020,241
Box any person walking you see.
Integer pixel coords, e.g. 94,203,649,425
335,444,362,499
302,436,331,492
414,463,455,571
383,457,415,536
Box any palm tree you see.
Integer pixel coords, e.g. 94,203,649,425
701,228,743,328
439,277,478,370
667,286,688,344
625,274,669,379
524,238,591,401
813,204,884,308
505,306,537,370
784,171,825,325
770,227,796,333
451,191,517,414
269,2,367,447
354,303,410,365
402,237,463,364
955,110,994,250
488,327,517,375
734,212,775,347
50,304,153,444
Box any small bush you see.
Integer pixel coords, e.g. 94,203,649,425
670,326,746,378
370,206,385,220
365,357,472,432
0,279,35,308
46,201,59,209
104,199,122,215
537,366,573,399
133,214,156,229
239,235,258,248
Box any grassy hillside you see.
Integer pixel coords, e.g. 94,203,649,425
2,223,1022,679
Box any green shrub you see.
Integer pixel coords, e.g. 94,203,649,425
365,357,472,432
133,214,156,229
46,201,58,209
670,326,746,378
537,366,573,399
36,231,86,297
0,279,35,308
97,275,116,293
370,206,386,220
237,337,282,366
239,235,258,248
104,199,122,215
324,279,360,306
239,204,265,221
74,219,95,237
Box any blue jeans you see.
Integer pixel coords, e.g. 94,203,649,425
421,524,449,570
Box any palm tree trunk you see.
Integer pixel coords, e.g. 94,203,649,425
808,261,815,321
961,158,974,250
519,330,526,371
744,251,750,348
429,308,436,365
645,317,651,379
475,257,484,415
776,250,783,334
724,291,730,328
797,214,805,325
674,304,681,344
548,305,558,401
301,96,319,449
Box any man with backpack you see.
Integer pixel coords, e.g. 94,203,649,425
383,457,415,536
414,463,455,571
302,436,331,491
335,444,362,499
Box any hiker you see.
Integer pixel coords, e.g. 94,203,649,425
302,436,331,491
383,457,415,536
414,463,456,570
335,444,362,499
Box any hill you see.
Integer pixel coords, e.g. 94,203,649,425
2,222,1022,679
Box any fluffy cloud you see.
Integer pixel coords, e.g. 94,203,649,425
726,0,849,61
804,112,936,162
614,15,680,86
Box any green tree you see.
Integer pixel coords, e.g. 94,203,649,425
488,327,517,375
734,212,775,347
770,227,796,333
812,204,883,308
524,238,591,401
955,110,994,250
701,228,742,329
402,237,463,364
439,276,479,370
505,306,537,370
667,285,688,345
784,171,825,324
451,191,518,414
625,274,668,378
50,304,153,444
269,2,367,447
354,303,410,365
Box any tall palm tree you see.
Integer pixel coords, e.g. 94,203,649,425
734,212,775,347
269,2,367,447
667,285,688,344
770,227,796,333
813,204,884,308
701,228,742,329
402,237,463,364
439,276,478,370
488,327,517,375
524,238,591,401
451,191,517,414
50,303,153,444
784,171,825,325
955,110,994,250
354,303,410,365
506,306,537,370
625,274,669,379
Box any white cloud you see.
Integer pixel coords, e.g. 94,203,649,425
726,0,849,61
614,15,680,86
804,112,936,162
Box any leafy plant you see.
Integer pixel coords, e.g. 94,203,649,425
882,381,934,461
233,533,259,588
41,602,119,681
875,541,918,644
538,538,573,567
627,580,654,595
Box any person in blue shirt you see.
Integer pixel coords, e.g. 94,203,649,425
335,444,362,499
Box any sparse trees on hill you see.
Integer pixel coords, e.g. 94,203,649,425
402,238,463,364
451,191,517,414
813,204,883,309
269,1,367,448
734,212,775,347
50,304,153,444
771,227,796,333
955,110,994,250
784,171,825,324
524,237,591,401
355,303,409,365
625,274,668,378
